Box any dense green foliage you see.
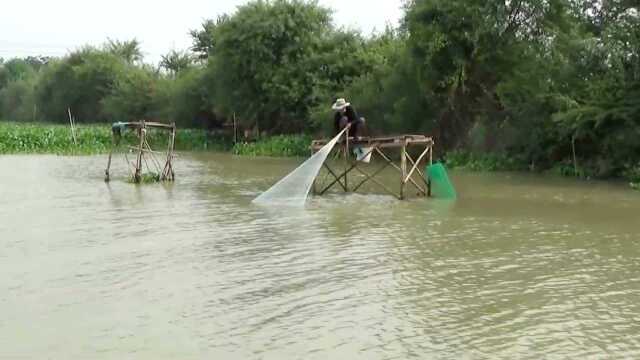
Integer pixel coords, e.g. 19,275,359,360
1,0,639,183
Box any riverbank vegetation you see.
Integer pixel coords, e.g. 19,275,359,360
1,0,639,184
0,122,214,155
0,122,309,157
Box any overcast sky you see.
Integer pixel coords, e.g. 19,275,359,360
0,0,404,63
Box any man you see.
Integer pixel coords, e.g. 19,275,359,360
332,98,371,162
332,98,365,138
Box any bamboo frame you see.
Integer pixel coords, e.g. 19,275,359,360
311,134,434,200
104,120,177,183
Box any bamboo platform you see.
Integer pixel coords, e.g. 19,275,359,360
104,120,177,183
311,133,434,200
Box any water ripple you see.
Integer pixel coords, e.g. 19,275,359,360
1,154,640,359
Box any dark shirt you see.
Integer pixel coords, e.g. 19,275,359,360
334,105,360,136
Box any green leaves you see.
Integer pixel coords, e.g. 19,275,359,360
204,0,335,132
102,66,158,121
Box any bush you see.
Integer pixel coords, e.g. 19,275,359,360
232,134,312,157
444,150,527,172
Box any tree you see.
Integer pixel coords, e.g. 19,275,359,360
1,58,35,83
35,47,126,122
207,0,333,133
103,66,158,121
404,0,572,149
104,38,143,64
549,1,640,176
160,50,194,76
189,16,229,60
0,78,37,121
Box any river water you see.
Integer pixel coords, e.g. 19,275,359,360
1,153,639,359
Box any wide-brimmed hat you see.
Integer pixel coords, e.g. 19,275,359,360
331,98,350,111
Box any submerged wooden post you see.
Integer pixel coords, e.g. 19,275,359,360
161,122,176,181
134,120,146,183
170,122,176,180
233,113,238,145
428,143,433,197
105,139,114,182
400,140,407,200
344,128,349,193
311,146,317,195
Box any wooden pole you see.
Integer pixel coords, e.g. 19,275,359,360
344,126,350,193
428,144,433,197
404,147,430,187
311,146,317,195
135,120,145,183
400,141,407,200
105,135,114,182
323,162,347,192
376,146,424,195
318,163,357,196
233,112,238,145
168,123,176,180
67,108,77,146
572,136,578,177
162,123,174,181
429,142,433,166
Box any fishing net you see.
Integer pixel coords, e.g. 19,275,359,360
426,163,457,199
253,128,348,206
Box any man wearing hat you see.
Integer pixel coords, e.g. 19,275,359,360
332,98,365,138
332,98,371,162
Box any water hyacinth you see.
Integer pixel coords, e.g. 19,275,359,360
0,122,215,155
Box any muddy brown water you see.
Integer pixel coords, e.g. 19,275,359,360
1,153,639,359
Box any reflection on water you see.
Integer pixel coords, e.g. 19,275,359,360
1,153,639,359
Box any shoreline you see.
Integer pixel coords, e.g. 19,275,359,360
1,121,638,190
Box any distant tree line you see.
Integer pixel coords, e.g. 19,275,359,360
1,0,639,179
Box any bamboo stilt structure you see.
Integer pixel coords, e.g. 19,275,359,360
104,120,178,183
310,134,434,200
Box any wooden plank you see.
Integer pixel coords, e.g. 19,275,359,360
311,135,433,151
139,121,175,130
118,121,174,130
312,140,433,150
